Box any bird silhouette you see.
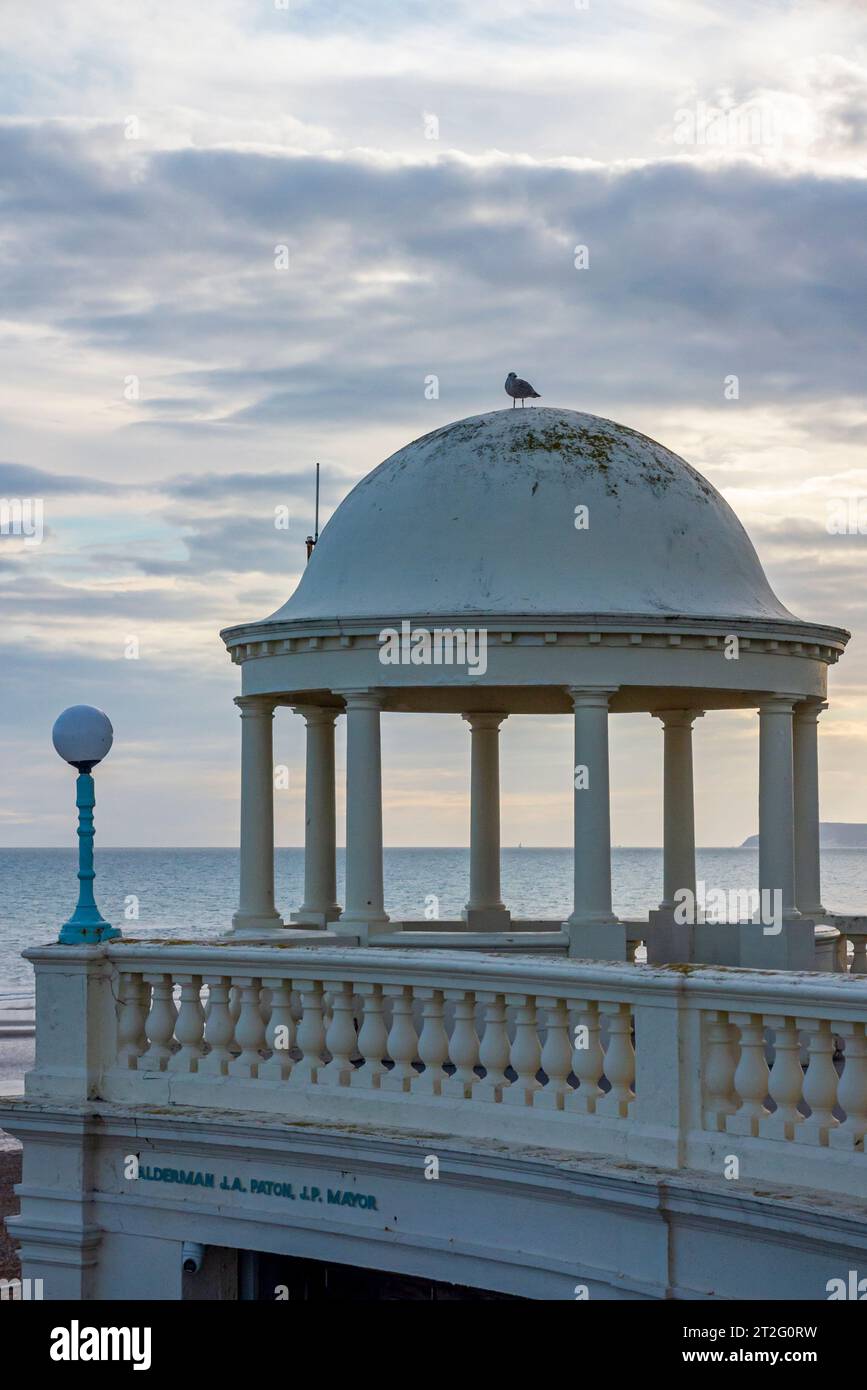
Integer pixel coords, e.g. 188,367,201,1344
505,372,540,407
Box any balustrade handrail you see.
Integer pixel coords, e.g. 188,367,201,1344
829,913,867,931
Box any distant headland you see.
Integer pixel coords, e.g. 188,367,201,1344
741,823,867,848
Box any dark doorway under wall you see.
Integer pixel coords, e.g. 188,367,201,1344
239,1251,526,1301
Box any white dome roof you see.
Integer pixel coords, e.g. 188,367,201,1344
270,408,798,626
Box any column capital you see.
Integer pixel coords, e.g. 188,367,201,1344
566,685,618,710
461,711,508,732
234,695,276,718
291,704,340,726
336,688,385,711
757,693,799,715
651,708,704,729
794,698,829,724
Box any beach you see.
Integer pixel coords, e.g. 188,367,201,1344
0,1146,20,1281
0,999,31,1282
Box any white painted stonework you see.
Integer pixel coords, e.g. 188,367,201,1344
2,408,865,1300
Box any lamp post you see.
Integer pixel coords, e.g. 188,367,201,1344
52,705,121,945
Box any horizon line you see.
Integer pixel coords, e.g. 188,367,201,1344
1,843,768,852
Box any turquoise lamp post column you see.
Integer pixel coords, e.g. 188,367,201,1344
52,705,121,945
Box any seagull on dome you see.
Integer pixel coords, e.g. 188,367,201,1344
504,372,541,407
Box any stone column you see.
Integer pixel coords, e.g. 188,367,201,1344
793,699,828,920
232,696,282,935
565,687,626,959
654,709,703,910
462,712,510,930
290,705,341,928
758,695,800,922
336,689,390,939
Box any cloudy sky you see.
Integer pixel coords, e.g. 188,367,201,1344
2,0,867,852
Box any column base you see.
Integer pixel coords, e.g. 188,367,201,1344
59,921,122,945
290,906,341,929
646,907,695,965
461,905,512,931
693,918,816,970
798,903,828,922
333,914,392,944
564,919,628,961
230,911,284,937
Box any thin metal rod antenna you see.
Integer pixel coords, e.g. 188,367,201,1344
314,461,320,543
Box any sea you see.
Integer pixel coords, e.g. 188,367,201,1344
3,845,867,1005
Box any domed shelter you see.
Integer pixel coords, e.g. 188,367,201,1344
221,407,849,965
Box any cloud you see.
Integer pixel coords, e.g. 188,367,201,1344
0,461,120,495
3,3,867,848
3,126,867,440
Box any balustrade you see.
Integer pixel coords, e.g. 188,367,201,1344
108,957,867,1162
22,941,864,1204
112,958,626,1118
828,917,867,973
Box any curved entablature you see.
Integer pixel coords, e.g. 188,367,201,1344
220,613,848,713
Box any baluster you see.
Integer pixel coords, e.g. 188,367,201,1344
229,986,241,1024
259,986,273,1028
476,992,510,1102
381,985,419,1093
287,980,326,1086
830,1021,867,1149
167,974,205,1072
727,1013,770,1136
442,990,480,1099
259,978,295,1082
534,997,572,1110
228,977,266,1078
796,1017,840,1143
322,989,334,1033
116,973,148,1069
502,993,541,1106
760,1015,804,1139
566,1000,604,1115
351,983,389,1089
199,977,235,1076
701,1011,739,1130
852,937,867,974
141,974,177,1069
319,980,357,1087
414,988,449,1096
595,1002,635,1117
